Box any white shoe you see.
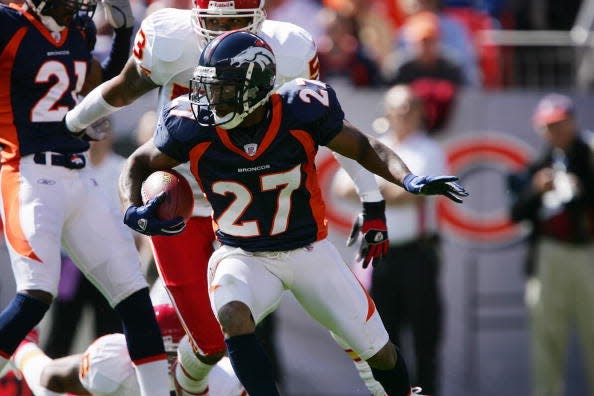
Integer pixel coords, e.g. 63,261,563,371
411,386,426,395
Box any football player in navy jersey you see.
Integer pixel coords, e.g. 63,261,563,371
0,0,173,394
121,31,468,396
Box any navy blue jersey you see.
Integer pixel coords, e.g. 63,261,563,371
0,4,95,163
154,79,345,251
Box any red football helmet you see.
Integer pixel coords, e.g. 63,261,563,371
191,0,266,45
154,304,185,355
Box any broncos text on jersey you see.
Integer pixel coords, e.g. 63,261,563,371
0,4,95,163
154,79,344,252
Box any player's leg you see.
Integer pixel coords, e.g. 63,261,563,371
62,169,169,396
531,240,570,396
0,163,63,373
288,240,411,396
574,244,594,395
208,246,285,396
332,335,387,396
151,216,226,395
406,246,442,394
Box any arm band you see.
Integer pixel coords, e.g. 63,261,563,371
333,153,384,202
65,83,121,132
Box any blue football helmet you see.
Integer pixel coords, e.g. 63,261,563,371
189,30,276,129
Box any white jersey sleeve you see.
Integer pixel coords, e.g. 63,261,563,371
79,334,140,396
260,20,320,87
133,8,201,87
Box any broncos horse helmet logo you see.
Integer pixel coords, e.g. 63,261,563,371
229,41,274,71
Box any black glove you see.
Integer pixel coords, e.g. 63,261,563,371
346,201,389,269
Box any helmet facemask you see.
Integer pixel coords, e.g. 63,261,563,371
190,63,272,129
191,0,265,47
25,0,96,32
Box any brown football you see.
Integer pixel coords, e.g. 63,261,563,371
141,169,194,221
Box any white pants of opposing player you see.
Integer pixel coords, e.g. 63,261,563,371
208,239,389,360
0,155,147,304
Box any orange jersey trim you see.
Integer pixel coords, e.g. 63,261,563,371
10,4,69,47
0,26,28,163
1,165,41,262
188,142,211,193
132,353,168,366
289,130,327,241
309,54,320,80
215,94,282,161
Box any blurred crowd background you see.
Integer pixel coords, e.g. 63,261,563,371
2,0,594,395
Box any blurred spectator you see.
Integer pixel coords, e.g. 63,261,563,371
513,0,582,30
335,85,445,394
396,0,480,86
316,8,382,86
388,11,462,132
508,94,594,396
443,0,507,21
265,0,324,41
322,0,397,78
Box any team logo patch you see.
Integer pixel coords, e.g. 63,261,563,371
137,218,148,231
244,143,258,156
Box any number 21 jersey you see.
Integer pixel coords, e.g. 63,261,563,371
0,4,92,163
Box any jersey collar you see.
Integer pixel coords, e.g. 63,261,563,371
215,94,282,161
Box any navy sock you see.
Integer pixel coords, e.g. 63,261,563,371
115,288,165,361
0,293,49,356
371,348,411,396
225,333,280,396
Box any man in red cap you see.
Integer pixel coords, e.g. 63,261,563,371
509,93,594,396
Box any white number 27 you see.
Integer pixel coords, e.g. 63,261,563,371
212,165,301,237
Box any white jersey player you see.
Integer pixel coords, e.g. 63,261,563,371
63,1,389,394
12,305,246,396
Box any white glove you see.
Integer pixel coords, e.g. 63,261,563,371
101,0,134,29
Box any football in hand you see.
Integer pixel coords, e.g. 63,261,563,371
141,170,194,222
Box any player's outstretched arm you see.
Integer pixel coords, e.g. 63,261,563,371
66,57,158,134
327,120,469,203
40,354,89,395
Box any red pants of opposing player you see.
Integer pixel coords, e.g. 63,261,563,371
150,216,225,356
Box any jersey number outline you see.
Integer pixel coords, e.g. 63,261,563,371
295,78,329,107
212,165,301,237
31,61,87,122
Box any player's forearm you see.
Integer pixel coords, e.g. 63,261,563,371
101,27,134,81
120,154,153,208
333,153,383,202
66,60,155,132
358,138,412,188
65,81,122,132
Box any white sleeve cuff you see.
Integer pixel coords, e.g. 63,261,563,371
333,153,383,202
65,82,122,132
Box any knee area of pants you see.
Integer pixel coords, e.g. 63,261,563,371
21,290,53,306
217,302,253,335
368,343,397,370
197,350,226,365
